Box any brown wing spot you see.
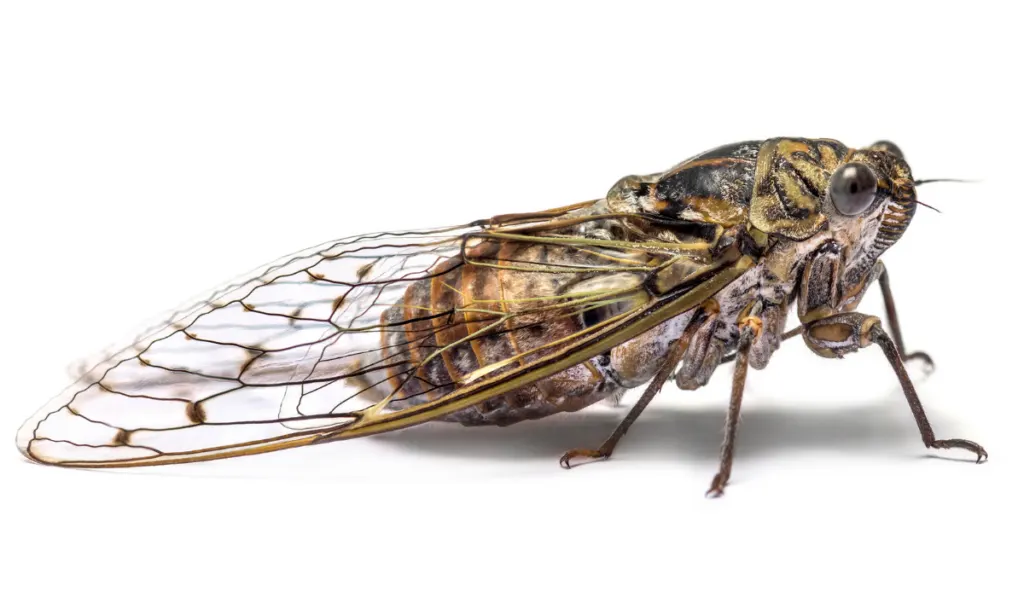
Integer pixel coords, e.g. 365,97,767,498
112,429,133,446
241,349,264,372
308,271,325,281
331,295,346,315
185,402,206,424
242,302,256,311
288,306,303,325
356,262,375,280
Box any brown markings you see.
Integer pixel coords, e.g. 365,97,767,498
462,252,515,372
739,316,763,338
331,294,346,316
497,242,530,370
462,241,603,414
818,143,839,170
874,179,917,251
581,360,603,383
808,323,853,343
185,402,206,424
777,166,819,211
378,310,405,400
308,271,325,281
701,298,721,316
430,266,473,384
857,316,881,347
778,139,811,155
665,156,755,177
462,259,497,369
377,239,619,420
112,429,133,446
401,273,442,400
749,138,836,240
454,255,516,416
649,247,738,295
356,262,374,280
840,274,871,310
496,242,549,406
686,196,748,226
487,199,599,226
674,301,721,391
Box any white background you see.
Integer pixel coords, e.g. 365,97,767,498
1,2,1021,595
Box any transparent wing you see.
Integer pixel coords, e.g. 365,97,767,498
17,201,752,467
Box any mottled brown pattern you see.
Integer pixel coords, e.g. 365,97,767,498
377,242,617,425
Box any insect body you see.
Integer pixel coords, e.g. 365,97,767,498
16,138,986,496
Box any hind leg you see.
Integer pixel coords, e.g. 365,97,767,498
559,302,719,468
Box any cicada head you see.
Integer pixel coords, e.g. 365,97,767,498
816,140,921,269
749,138,918,259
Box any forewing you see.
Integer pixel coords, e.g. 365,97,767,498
17,203,753,467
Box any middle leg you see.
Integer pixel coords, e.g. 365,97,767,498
705,314,759,498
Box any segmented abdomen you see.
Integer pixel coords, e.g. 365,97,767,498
376,240,620,426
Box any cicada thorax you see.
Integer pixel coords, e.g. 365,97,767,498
653,140,760,223
605,141,760,249
375,237,634,426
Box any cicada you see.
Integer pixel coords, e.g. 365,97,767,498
16,137,986,496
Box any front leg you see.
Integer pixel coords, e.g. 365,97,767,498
803,312,987,463
876,264,934,370
839,260,933,370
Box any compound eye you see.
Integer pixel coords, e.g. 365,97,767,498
829,163,878,216
869,140,903,158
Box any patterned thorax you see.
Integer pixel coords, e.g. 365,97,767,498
606,140,760,235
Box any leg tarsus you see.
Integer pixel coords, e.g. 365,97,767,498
904,350,935,375
705,473,728,498
559,448,610,469
929,439,988,463
868,323,987,464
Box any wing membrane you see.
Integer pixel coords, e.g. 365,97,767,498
17,201,753,467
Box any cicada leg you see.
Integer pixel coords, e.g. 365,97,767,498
727,263,934,371
705,314,759,498
558,333,688,468
803,312,988,463
558,303,719,468
877,264,934,371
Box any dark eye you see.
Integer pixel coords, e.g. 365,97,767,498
869,140,903,158
829,163,878,216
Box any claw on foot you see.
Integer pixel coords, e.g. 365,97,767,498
559,448,608,469
705,473,728,498
930,439,988,463
904,351,935,375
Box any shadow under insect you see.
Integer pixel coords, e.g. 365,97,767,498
368,388,949,465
